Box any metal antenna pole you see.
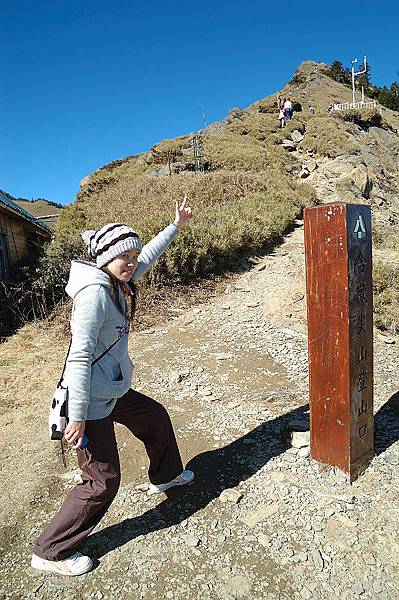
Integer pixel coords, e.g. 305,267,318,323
351,59,358,106
192,134,204,174
351,56,367,106
200,104,208,129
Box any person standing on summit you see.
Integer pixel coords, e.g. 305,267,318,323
31,197,194,576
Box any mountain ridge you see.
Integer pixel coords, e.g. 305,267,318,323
1,60,398,337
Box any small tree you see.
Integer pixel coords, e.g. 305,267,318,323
327,60,351,84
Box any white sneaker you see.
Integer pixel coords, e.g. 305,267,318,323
31,551,93,576
147,470,195,495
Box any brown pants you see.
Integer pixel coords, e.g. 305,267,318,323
33,389,184,561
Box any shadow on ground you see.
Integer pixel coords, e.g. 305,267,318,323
83,402,309,560
374,390,399,456
81,389,399,561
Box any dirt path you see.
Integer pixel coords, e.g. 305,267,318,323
1,222,399,600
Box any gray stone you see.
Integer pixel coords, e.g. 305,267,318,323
169,371,184,385
311,548,324,570
48,578,67,590
369,126,395,143
304,159,318,172
298,446,310,458
227,575,252,597
184,534,201,547
281,139,296,151
219,488,243,504
295,551,308,562
351,584,365,596
155,164,170,176
242,504,279,527
291,430,310,448
291,130,304,143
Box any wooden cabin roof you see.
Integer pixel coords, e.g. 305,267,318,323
0,191,53,238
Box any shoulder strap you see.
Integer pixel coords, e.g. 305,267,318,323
59,333,124,385
92,335,123,366
58,338,73,386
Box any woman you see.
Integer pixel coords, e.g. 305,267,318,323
283,95,293,121
278,98,286,128
31,198,194,576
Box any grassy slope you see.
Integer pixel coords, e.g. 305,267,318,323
55,102,317,286
6,61,399,335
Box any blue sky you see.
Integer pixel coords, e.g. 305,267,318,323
1,0,398,206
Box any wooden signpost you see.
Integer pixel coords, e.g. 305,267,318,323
304,203,373,482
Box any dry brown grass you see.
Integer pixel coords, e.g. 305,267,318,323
301,115,359,158
373,260,399,334
0,318,68,417
82,170,315,284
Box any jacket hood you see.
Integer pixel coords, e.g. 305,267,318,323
65,260,112,299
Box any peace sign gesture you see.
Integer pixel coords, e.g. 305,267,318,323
173,195,193,229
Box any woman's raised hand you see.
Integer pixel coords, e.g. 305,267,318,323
174,195,193,229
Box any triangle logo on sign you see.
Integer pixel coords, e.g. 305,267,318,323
353,214,367,240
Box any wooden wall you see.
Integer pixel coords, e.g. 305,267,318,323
0,207,50,270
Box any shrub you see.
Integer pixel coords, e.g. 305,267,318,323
147,136,192,165
334,109,384,130
81,170,316,284
0,236,85,337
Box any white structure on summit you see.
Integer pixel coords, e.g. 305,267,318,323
332,99,377,111
351,56,367,105
332,55,377,112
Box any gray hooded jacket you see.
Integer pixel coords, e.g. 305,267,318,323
63,223,178,421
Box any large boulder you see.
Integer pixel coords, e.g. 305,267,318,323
79,175,91,189
154,165,170,176
281,139,296,151
352,164,373,199
291,130,304,143
304,159,318,172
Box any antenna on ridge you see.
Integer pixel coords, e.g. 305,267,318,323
192,134,204,174
351,55,367,106
200,104,208,129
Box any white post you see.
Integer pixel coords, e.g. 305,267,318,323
351,59,357,107
352,56,367,108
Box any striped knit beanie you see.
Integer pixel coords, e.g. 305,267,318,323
81,223,142,268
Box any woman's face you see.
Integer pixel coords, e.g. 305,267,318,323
102,248,141,282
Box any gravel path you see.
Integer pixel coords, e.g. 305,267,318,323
1,222,398,600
